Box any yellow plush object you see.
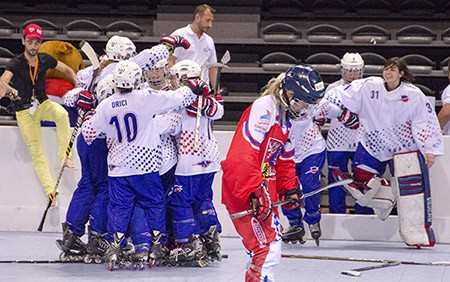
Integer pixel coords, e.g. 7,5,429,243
39,40,85,80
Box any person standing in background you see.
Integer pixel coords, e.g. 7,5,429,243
0,23,76,202
169,4,218,90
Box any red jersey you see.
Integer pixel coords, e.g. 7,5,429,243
221,95,298,213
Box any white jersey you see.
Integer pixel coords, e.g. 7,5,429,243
289,106,326,163
175,96,224,176
171,25,217,84
132,44,169,71
154,110,182,175
441,84,450,135
66,63,117,107
82,86,196,176
75,62,116,91
324,79,361,152
331,77,443,161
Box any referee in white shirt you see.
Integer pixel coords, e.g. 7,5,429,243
170,4,218,90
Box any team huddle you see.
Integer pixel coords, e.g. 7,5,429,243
57,35,223,269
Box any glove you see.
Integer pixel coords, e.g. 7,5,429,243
280,186,304,210
337,108,359,129
76,90,96,111
249,182,272,222
186,95,214,117
160,35,190,52
185,78,210,96
313,116,326,127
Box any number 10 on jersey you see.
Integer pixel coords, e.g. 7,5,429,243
109,113,138,143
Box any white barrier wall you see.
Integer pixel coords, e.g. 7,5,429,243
1,126,450,243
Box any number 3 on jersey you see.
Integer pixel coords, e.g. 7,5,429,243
110,113,138,143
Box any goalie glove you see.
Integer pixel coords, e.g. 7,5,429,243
249,182,272,222
338,108,360,129
280,185,304,210
160,35,190,52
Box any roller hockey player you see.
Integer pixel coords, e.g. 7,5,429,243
221,65,325,282
81,56,208,270
325,53,365,214
57,37,136,263
122,37,191,268
280,89,327,246
329,57,443,247
167,59,223,266
76,35,136,90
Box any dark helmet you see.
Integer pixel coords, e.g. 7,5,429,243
282,65,325,104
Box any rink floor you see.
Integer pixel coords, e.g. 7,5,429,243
0,231,449,282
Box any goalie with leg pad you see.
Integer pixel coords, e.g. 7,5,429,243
392,151,435,247
329,57,443,247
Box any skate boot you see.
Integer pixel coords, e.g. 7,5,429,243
118,238,136,269
105,233,127,271
130,245,149,271
149,230,169,267
309,222,321,246
56,222,87,262
168,235,208,267
202,225,221,262
84,226,110,264
282,225,306,244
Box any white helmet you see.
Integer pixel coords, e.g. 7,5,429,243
105,36,136,61
118,36,136,60
171,59,201,82
340,53,364,82
112,60,142,90
144,58,169,90
96,74,116,102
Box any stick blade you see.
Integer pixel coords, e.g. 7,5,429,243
221,50,231,65
341,270,361,277
80,40,100,69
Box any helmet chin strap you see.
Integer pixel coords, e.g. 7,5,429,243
277,87,300,119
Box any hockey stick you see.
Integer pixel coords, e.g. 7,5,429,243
37,112,85,232
0,259,84,264
230,179,353,220
341,261,401,277
193,51,231,152
213,50,231,96
0,254,229,264
281,253,450,266
37,41,100,232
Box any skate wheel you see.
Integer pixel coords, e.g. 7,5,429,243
83,256,92,264
94,257,102,264
197,260,208,268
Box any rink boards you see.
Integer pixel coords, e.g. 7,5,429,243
1,126,450,243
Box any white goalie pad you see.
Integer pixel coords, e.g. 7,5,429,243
343,177,395,221
392,151,435,247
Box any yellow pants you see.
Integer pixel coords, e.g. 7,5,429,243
15,100,71,195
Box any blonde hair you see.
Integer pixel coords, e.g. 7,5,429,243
259,72,285,97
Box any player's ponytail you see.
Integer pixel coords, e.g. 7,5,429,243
384,57,415,83
259,72,284,97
